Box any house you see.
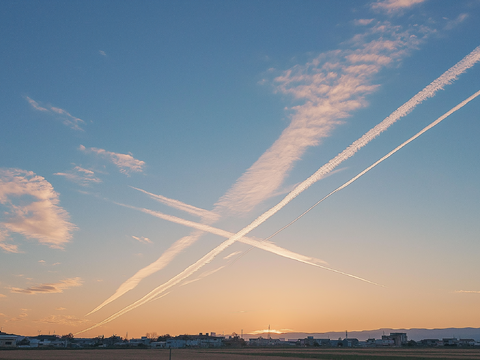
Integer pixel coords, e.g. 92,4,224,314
0,335,17,347
442,338,458,346
459,339,475,347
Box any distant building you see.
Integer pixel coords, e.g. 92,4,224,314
459,339,475,347
0,335,17,348
420,338,440,346
442,338,458,346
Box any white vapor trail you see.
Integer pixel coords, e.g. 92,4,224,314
86,201,378,316
245,89,480,249
131,186,219,223
77,46,480,335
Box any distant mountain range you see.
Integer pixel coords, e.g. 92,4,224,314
245,328,480,341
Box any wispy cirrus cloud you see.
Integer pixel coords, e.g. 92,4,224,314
215,21,428,215
371,0,426,13
89,19,429,314
0,168,76,249
36,314,89,326
0,241,21,253
0,294,6,298
10,277,82,294
355,19,375,26
25,96,85,131
455,290,480,294
79,145,145,175
445,13,468,30
132,235,152,244
54,166,102,186
99,50,107,57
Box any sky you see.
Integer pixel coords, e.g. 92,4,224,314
1,0,480,339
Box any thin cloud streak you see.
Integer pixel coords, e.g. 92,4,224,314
131,186,219,223
132,235,152,244
36,314,89,326
54,166,102,186
10,277,83,294
79,145,145,175
371,0,426,13
455,290,480,294
25,96,85,131
79,45,480,333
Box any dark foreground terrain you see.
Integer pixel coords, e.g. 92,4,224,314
1,348,480,360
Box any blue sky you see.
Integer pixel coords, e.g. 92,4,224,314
1,0,480,337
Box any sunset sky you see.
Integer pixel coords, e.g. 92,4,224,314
1,0,480,339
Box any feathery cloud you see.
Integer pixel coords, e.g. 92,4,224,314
455,290,480,294
371,0,426,13
132,236,152,244
0,294,6,298
355,19,374,26
25,96,85,131
36,314,89,326
54,166,102,186
0,168,76,249
99,50,107,57
10,277,83,294
445,13,468,30
215,22,426,215
0,241,21,253
79,145,145,175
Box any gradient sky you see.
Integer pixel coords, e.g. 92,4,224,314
1,0,480,339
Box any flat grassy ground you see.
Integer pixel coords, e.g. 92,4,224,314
1,348,480,360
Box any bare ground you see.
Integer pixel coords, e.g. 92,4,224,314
1,348,480,360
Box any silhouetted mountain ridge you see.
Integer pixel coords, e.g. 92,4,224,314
246,327,480,341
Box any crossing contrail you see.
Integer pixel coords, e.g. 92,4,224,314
131,186,219,222
77,45,480,335
87,201,378,316
237,89,480,257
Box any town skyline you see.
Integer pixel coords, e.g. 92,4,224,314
1,0,480,339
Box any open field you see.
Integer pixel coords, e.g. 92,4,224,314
1,348,480,360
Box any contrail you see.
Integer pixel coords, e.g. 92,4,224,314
235,89,480,260
87,201,377,315
87,45,480,316
78,46,480,334
131,186,219,223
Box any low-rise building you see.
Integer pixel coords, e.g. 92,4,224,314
0,335,17,347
